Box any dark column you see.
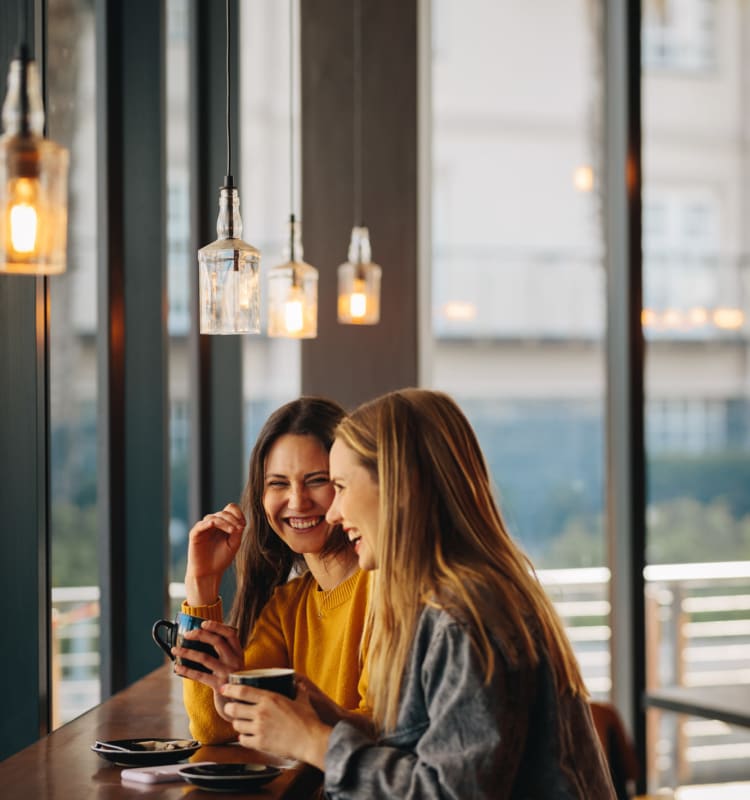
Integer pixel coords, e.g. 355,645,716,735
97,0,169,694
603,0,647,791
300,0,419,409
0,0,51,760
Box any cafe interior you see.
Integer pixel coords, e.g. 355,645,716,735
1,0,750,797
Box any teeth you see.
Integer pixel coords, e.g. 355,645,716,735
287,517,322,530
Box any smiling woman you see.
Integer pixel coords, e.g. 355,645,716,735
172,397,369,745
220,389,616,799
327,438,381,572
262,433,338,556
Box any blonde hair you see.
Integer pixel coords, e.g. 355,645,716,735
335,388,586,730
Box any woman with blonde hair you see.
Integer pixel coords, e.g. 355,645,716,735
221,388,615,798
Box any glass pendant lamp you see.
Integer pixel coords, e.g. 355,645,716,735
337,0,381,325
268,214,317,338
197,1,260,334
337,226,381,324
198,178,260,334
267,0,317,338
0,45,69,275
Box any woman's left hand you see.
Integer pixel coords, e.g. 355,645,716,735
220,681,333,769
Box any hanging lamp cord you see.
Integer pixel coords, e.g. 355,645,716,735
225,0,233,185
353,0,363,228
289,0,296,263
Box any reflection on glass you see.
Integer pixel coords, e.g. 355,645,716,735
240,0,301,450
643,0,750,792
166,0,191,587
47,0,99,728
430,0,607,696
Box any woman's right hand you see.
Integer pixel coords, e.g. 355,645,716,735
184,503,245,606
172,619,245,705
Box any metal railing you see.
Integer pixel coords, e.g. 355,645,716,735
51,564,750,786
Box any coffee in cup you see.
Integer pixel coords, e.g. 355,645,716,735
228,667,296,699
152,612,218,674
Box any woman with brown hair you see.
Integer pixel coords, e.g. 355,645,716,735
221,388,614,798
173,396,368,744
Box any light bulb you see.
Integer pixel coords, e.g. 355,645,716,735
9,178,38,252
349,279,367,320
284,286,304,334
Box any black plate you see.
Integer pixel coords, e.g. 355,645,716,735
178,763,282,792
91,737,201,766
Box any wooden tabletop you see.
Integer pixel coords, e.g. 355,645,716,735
644,683,750,729
0,665,323,799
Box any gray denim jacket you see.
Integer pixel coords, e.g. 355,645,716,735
324,606,615,799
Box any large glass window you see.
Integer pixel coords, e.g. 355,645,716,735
643,0,750,791
430,0,609,697
240,0,301,455
166,0,192,593
47,0,99,728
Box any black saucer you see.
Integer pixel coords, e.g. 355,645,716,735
91,737,201,766
178,762,282,792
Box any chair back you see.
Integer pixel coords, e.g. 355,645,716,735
589,701,640,800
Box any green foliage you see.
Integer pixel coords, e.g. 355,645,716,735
537,496,750,569
646,497,750,564
51,502,98,587
649,453,750,518
539,515,604,568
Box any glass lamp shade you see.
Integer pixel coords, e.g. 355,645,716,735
267,218,317,338
337,226,381,325
198,185,261,334
0,51,69,275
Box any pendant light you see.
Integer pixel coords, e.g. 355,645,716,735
267,0,318,338
198,0,260,335
337,0,381,325
0,43,69,275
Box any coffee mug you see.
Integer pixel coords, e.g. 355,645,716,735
228,667,296,699
152,612,218,674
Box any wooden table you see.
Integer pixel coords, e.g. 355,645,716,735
0,665,323,799
644,684,750,729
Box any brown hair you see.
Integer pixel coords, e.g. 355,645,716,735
228,396,350,645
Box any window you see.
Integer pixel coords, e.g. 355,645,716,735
48,0,99,728
643,188,724,328
643,0,750,789
240,0,301,454
643,0,717,73
167,0,192,586
429,0,609,698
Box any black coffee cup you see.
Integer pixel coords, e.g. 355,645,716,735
152,612,217,674
228,668,296,699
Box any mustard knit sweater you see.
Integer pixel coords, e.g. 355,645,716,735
182,567,369,744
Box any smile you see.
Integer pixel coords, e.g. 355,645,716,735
285,516,324,530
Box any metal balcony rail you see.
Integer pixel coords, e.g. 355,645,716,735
50,563,750,787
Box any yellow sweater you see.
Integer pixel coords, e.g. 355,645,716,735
182,568,369,744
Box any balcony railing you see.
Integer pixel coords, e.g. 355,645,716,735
431,248,749,342
51,563,750,787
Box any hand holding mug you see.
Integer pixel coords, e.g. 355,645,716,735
221,672,332,767
152,614,243,691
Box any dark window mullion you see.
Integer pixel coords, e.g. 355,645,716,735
0,0,51,760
